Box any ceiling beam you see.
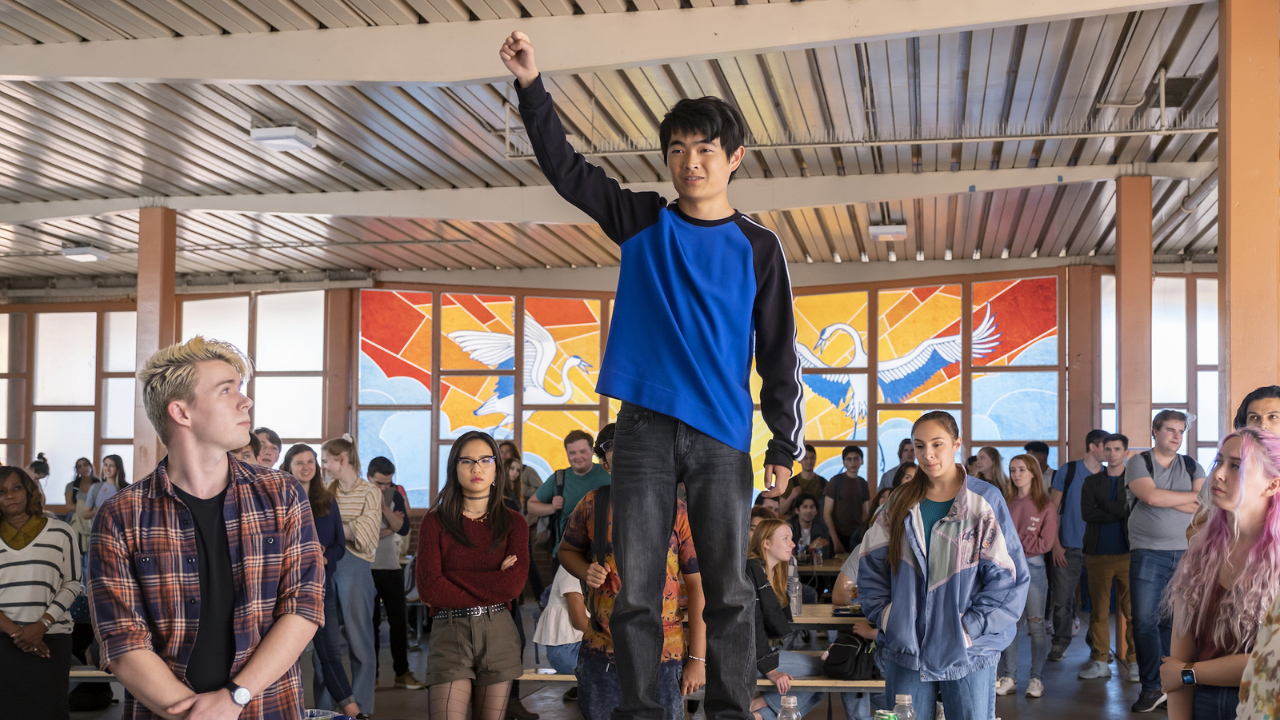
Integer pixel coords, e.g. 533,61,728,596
0,162,1212,226
0,0,1195,86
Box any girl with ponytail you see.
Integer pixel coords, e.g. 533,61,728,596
857,411,1029,720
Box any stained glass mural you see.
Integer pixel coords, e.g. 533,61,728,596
358,409,432,506
440,294,516,439
971,278,1058,367
971,371,1059,442
521,410,603,482
440,375,512,438
794,291,870,441
876,285,965,404
359,290,432,405
876,409,963,476
525,297,601,405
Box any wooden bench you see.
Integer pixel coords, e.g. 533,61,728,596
70,666,117,683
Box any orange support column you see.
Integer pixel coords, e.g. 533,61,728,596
1219,0,1280,411
1115,176,1153,446
133,208,177,478
1066,265,1099,459
323,289,354,440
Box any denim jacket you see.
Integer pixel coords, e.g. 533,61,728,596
857,471,1029,681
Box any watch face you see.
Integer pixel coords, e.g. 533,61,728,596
233,687,252,706
1181,669,1195,686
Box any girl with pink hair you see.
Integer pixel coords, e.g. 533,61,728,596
1160,427,1280,720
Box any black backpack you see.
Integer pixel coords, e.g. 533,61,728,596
544,469,567,551
584,484,610,633
823,632,880,680
1056,461,1078,515
1139,451,1196,481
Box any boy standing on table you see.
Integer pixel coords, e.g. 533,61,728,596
501,31,805,720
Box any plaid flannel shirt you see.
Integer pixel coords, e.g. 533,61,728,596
87,455,325,720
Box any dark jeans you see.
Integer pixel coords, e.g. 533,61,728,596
372,568,410,677
577,656,683,720
314,578,356,709
1130,549,1184,693
1193,684,1240,720
1049,546,1087,651
611,402,754,720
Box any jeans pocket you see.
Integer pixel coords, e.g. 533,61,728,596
615,403,652,436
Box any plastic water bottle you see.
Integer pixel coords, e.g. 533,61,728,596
892,694,916,720
778,695,801,720
787,557,802,616
935,701,945,720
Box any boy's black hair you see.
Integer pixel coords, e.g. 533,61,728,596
1023,441,1050,455
794,493,819,511
1103,433,1129,449
842,445,864,460
1085,428,1109,447
367,456,396,478
594,423,616,461
659,97,747,179
804,444,816,456
1234,386,1280,430
242,433,261,458
254,426,281,448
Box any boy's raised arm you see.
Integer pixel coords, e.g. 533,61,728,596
501,31,664,245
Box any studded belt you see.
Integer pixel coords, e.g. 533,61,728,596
432,603,509,619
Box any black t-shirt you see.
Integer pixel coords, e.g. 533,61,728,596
173,483,236,693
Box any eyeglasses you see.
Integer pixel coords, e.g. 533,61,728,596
457,456,496,469
596,440,614,454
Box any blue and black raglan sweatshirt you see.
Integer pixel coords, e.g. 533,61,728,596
517,76,805,468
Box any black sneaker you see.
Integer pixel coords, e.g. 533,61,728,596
1047,646,1067,662
1132,691,1167,713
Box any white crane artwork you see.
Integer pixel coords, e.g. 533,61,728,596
446,313,594,431
796,305,1002,429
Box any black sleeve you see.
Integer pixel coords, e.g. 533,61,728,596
516,75,666,245
392,491,410,536
1080,474,1127,525
738,218,805,468
748,560,791,674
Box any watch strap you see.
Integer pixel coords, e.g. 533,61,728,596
225,681,251,707
1181,663,1197,686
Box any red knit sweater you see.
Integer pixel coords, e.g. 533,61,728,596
416,507,530,609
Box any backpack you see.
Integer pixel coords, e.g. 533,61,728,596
823,632,880,680
584,484,610,633
1056,462,1078,516
541,469,567,552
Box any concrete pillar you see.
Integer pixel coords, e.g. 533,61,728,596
1115,176,1153,445
133,208,177,478
1219,0,1280,413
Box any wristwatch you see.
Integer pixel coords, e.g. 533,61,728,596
1181,663,1197,686
39,617,53,630
225,681,252,707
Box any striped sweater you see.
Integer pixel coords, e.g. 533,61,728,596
0,517,81,633
332,480,383,563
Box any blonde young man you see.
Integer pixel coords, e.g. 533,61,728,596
88,337,325,720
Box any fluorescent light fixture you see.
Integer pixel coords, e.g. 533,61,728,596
250,125,318,152
887,249,897,262
1001,247,1010,259
1030,247,1039,258
61,245,110,262
916,250,925,262
944,248,953,261
869,224,908,242
860,251,869,262
833,252,842,263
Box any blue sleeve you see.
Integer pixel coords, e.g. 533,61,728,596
516,75,665,245
392,492,410,536
533,476,555,504
960,494,1030,643
1050,464,1067,492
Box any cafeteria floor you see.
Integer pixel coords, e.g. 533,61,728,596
74,605,1142,720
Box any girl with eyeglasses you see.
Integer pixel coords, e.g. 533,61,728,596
417,430,529,720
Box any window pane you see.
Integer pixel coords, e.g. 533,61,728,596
972,277,1059,366
877,285,963,404
253,376,323,439
182,297,249,356
441,293,514,371
359,409,432,508
256,291,325,371
1151,277,1187,403
103,377,135,440
32,411,95,501
813,446,861,481
876,409,963,477
795,291,870,369
1,443,22,468
802,372,868,441
977,446,1059,479
1101,408,1117,433
101,443,135,485
359,290,433,405
525,297,601,404
971,371,1059,442
34,313,97,406
0,379,9,437
104,311,137,373
441,376,513,439
1100,274,1117,405
1196,278,1218,367
0,314,8,373
1197,371,1219,444
1197,446,1219,477
520,410,603,483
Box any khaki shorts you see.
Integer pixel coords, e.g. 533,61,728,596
423,608,523,687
